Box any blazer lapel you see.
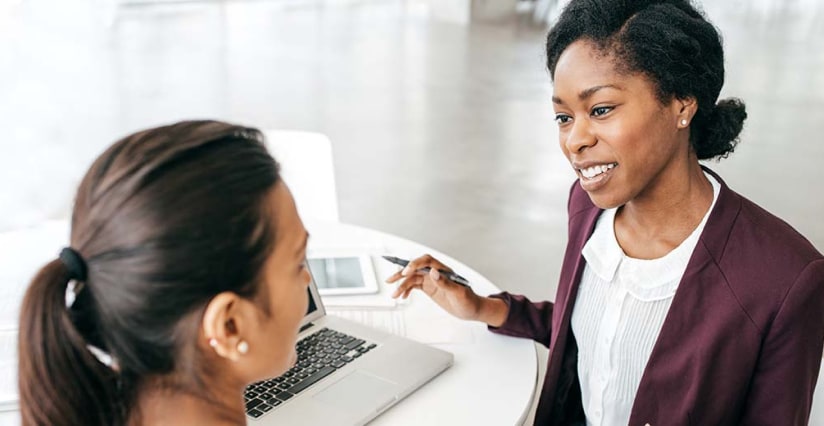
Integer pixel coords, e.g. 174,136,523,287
553,205,603,345
629,168,744,424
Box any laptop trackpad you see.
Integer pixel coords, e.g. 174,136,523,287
313,370,398,416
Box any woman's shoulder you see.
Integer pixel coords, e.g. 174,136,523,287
724,185,821,265
706,179,824,326
703,168,821,265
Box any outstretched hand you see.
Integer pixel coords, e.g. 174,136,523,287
385,254,484,321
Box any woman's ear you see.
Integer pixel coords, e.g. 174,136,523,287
202,292,251,362
676,96,698,127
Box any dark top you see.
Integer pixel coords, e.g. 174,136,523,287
490,167,824,425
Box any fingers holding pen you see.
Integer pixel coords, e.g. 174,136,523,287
391,274,423,299
385,254,454,299
405,254,453,275
385,269,404,284
384,264,420,286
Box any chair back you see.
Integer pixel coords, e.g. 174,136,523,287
262,130,340,222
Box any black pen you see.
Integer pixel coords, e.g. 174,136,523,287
381,255,471,287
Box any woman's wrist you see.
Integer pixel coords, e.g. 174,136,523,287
476,297,508,328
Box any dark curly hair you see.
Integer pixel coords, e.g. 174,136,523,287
546,0,747,160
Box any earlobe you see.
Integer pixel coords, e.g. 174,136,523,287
202,292,249,361
675,97,697,128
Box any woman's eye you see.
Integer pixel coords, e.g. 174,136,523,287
591,106,613,117
554,114,572,124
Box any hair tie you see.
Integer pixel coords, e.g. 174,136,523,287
59,247,88,282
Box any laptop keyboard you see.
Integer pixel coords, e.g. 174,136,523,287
244,327,377,419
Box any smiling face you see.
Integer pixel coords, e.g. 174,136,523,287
552,39,694,209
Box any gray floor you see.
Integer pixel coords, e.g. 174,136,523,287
2,0,824,319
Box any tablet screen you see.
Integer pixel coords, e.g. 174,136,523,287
307,257,366,290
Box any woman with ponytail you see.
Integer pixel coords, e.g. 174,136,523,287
18,120,312,425
388,1,824,424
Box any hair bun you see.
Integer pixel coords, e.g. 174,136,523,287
696,97,748,160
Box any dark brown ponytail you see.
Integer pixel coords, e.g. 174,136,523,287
18,259,122,426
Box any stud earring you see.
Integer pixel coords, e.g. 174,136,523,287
237,340,249,355
680,119,688,126
209,338,218,348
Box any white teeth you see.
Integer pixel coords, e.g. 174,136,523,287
580,163,615,179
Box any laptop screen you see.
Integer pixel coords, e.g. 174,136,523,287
305,288,317,316
301,261,326,327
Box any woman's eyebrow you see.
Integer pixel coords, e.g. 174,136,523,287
552,84,622,105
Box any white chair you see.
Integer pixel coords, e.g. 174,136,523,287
262,130,340,223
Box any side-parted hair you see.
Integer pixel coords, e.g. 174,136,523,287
546,0,747,159
18,120,281,426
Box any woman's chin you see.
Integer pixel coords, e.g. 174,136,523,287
586,192,624,210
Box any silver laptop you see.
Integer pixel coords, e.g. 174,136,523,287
243,264,454,425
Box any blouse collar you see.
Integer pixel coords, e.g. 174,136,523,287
581,172,721,301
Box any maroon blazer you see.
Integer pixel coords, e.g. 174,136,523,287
490,168,824,425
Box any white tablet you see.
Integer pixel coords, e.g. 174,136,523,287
306,254,379,296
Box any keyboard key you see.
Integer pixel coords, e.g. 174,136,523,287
248,409,263,418
287,366,336,394
275,391,295,401
245,398,263,411
344,339,366,350
258,382,275,391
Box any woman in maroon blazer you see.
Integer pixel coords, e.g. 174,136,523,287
387,0,824,424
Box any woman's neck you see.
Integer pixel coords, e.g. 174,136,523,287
131,380,246,426
615,160,714,259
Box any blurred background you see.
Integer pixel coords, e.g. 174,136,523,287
1,0,823,351
2,0,822,300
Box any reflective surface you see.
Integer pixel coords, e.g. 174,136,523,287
1,0,822,302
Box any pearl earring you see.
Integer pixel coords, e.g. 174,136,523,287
681,119,688,126
209,338,218,348
237,340,249,355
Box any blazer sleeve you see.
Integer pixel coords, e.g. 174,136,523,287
487,292,554,348
739,258,824,425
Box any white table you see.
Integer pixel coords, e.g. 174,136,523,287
306,220,538,426
0,220,538,425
